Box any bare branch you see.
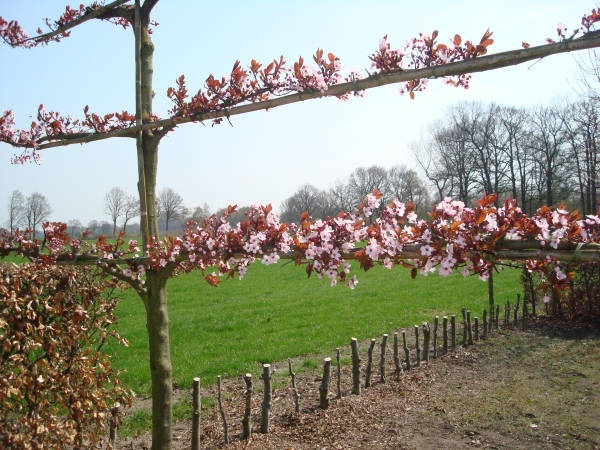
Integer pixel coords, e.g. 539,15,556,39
25,35,600,151
97,261,146,295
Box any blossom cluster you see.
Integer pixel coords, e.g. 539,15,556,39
144,203,291,285
167,49,347,126
546,9,600,44
370,30,492,98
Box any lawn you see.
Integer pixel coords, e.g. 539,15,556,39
105,261,522,395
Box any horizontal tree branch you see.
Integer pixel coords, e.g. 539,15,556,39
49,241,600,268
26,34,600,151
14,0,131,47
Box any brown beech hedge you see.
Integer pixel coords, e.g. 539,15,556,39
0,263,132,449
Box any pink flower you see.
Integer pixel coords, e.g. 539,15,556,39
420,245,434,256
348,275,358,290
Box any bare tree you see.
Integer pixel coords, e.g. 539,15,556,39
122,195,140,234
328,178,353,215
104,187,127,235
87,219,101,237
100,221,112,236
415,122,479,204
157,187,185,233
5,189,25,234
387,165,430,213
67,219,84,237
497,106,534,213
347,166,390,219
529,101,570,207
25,192,52,238
564,99,600,215
279,184,326,223
448,101,509,204
412,131,455,202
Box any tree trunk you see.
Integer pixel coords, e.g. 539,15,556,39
144,271,173,450
136,10,174,448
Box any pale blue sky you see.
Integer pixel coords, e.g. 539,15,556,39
0,0,592,226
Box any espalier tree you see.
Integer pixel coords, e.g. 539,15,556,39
2,3,600,449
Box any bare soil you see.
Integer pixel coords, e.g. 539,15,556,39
118,319,600,449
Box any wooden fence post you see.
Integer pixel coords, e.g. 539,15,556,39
461,307,468,346
450,315,456,349
380,334,388,383
242,374,252,440
261,364,272,434
288,359,300,413
109,403,120,448
467,310,473,345
217,376,229,445
483,310,488,339
495,304,500,329
433,316,439,359
393,332,402,374
514,294,520,324
474,317,479,341
350,338,361,395
336,348,342,399
415,325,421,367
488,270,494,329
422,323,431,362
442,316,448,353
523,294,528,330
192,378,201,450
402,331,411,371
365,339,376,388
319,358,332,409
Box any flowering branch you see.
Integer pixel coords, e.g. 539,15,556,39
0,1,132,48
3,194,600,297
3,11,600,163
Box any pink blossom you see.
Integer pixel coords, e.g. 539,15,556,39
261,252,280,266
348,275,358,290
420,245,434,256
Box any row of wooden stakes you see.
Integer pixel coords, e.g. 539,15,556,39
109,295,525,448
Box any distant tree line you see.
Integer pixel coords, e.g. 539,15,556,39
413,98,599,215
279,165,430,223
279,96,599,222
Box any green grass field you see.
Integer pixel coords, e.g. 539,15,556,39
105,261,522,395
